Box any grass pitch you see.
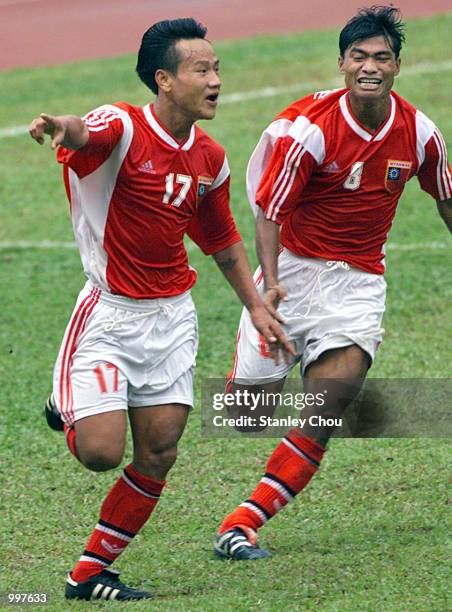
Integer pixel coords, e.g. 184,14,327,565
0,13,451,611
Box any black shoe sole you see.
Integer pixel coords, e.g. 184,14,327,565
44,398,65,431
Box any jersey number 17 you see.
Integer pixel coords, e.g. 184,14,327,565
163,173,192,207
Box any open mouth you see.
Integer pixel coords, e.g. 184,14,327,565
357,78,382,86
206,93,219,103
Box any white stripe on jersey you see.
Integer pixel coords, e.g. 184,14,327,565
268,145,307,221
68,104,134,291
338,93,397,143
432,129,452,200
211,155,230,190
432,130,445,200
268,139,301,208
246,118,293,215
265,115,324,221
143,103,196,151
270,147,306,222
339,93,372,142
373,96,396,142
288,115,325,163
415,110,436,169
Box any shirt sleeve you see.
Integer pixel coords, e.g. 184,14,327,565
187,175,242,255
246,118,293,217
417,128,452,201
57,106,125,178
256,135,318,224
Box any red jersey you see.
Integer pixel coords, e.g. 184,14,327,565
247,88,451,274
57,103,241,298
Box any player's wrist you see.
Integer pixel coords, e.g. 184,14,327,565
263,279,280,292
246,299,265,313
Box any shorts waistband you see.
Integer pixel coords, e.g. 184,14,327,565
85,281,191,313
283,250,378,277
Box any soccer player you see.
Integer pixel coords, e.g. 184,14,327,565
29,18,293,600
214,6,452,560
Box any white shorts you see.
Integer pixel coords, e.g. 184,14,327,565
230,248,386,384
53,281,198,425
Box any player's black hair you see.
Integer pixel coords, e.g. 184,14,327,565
136,18,208,94
339,5,406,58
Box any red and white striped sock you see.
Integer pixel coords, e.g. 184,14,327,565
71,464,165,583
219,429,325,534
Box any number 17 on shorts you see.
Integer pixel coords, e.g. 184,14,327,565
56,359,128,425
93,363,119,394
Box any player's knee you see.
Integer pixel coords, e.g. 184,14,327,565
135,445,178,473
226,382,283,433
79,444,124,472
81,453,122,472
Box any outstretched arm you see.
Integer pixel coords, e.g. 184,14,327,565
212,241,295,364
437,198,452,233
29,113,89,150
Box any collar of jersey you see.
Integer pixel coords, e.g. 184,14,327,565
143,104,196,151
339,92,396,142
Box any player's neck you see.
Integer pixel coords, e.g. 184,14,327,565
348,93,391,133
152,99,194,143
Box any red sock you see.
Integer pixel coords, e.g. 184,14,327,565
219,429,325,534
64,424,79,460
71,464,165,582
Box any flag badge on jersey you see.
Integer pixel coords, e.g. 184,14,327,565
385,160,412,193
196,176,213,204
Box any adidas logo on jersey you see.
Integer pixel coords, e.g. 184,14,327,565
138,160,154,174
323,161,341,173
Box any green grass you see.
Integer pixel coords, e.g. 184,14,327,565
0,13,451,611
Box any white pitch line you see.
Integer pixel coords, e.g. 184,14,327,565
1,59,452,140
386,241,450,251
0,124,30,138
0,240,78,249
0,0,41,7
0,240,449,251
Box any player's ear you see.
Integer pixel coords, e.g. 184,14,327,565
394,56,401,76
155,69,173,93
338,55,345,73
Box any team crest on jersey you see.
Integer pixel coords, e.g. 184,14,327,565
385,160,412,193
196,176,214,203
